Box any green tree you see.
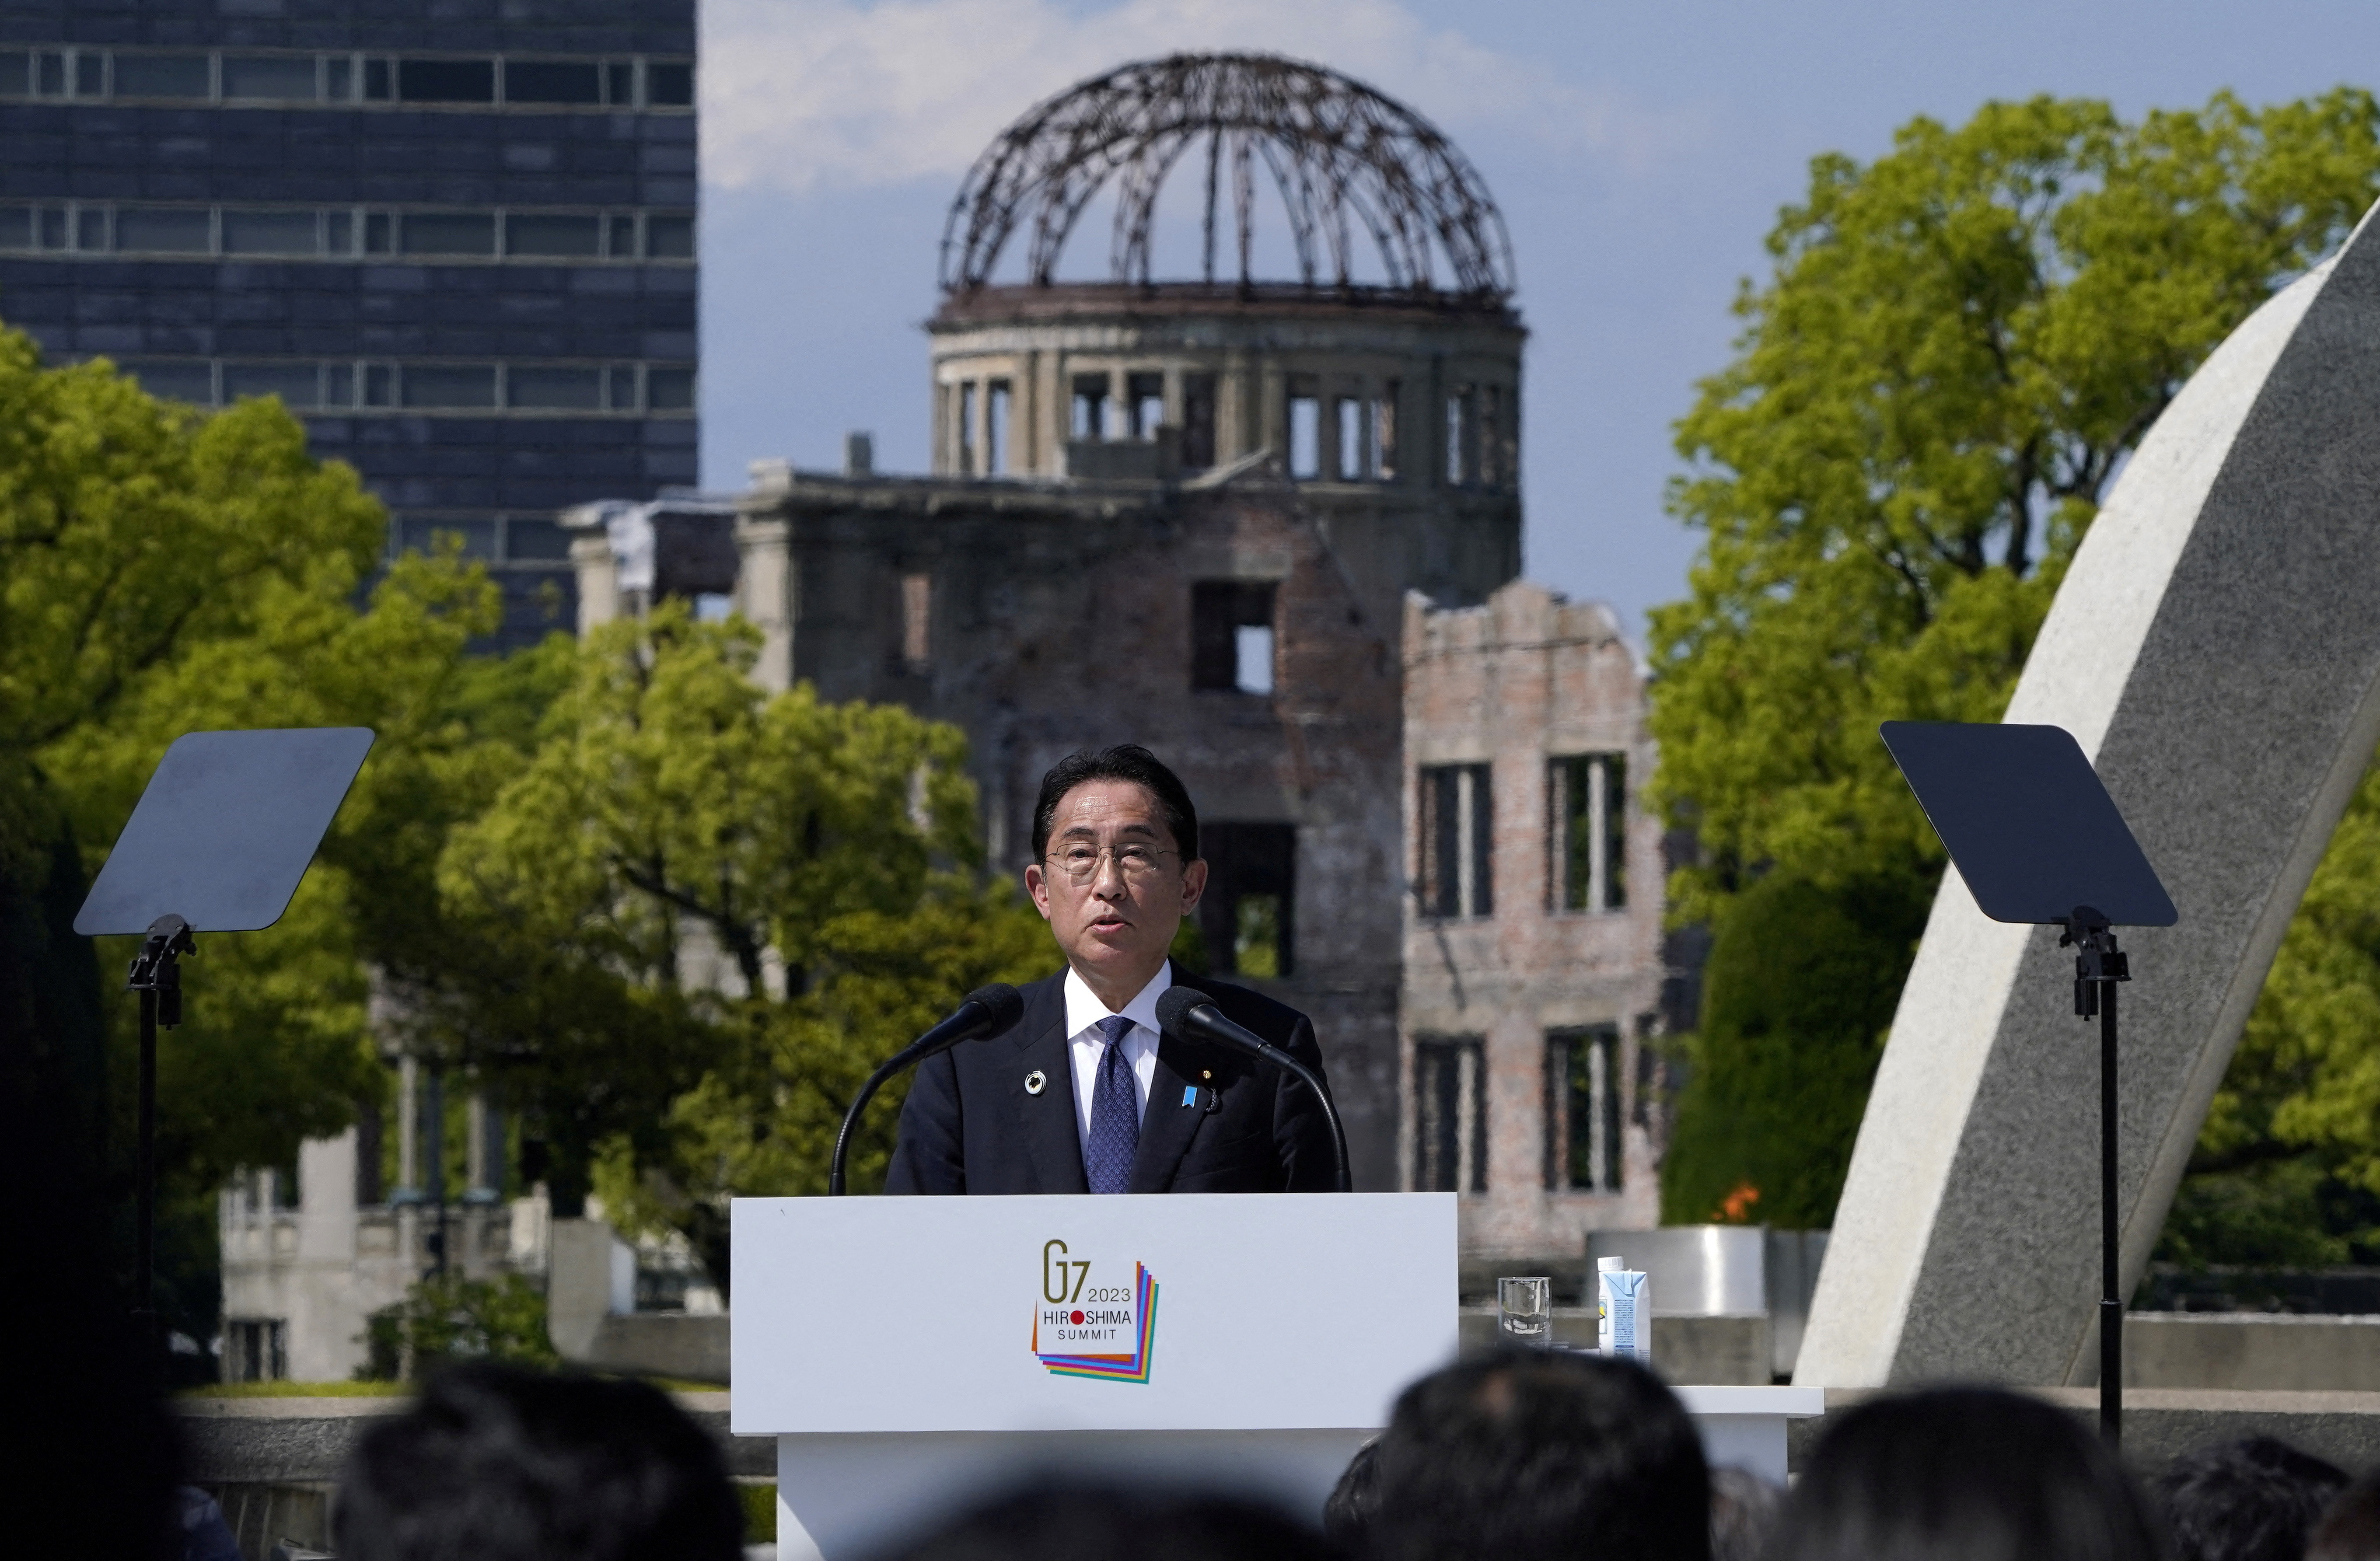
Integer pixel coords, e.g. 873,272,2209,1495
45,545,535,1195
0,330,465,1332
2156,754,2380,1269
1653,90,2380,929
438,606,1047,1285
360,1272,559,1381
1649,92,2380,1229
1659,872,1930,1228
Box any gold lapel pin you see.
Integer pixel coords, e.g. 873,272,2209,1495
1200,1069,1212,1081
1024,1069,1047,1095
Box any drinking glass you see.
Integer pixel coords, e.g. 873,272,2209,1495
1497,1275,1553,1349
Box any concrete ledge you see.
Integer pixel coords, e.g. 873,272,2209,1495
1786,1388,2380,1474
2126,1313,2380,1392
173,1391,769,1483
1456,1308,1773,1385
579,1313,730,1384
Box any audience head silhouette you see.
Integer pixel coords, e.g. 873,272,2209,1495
2156,1436,2346,1561
1769,1386,2162,1561
881,1486,1333,1561
1707,1465,1783,1561
1323,1437,1381,1549
1369,1351,1710,1561
334,1362,744,1561
2309,1469,2380,1561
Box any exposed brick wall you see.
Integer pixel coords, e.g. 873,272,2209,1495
1402,581,1669,1255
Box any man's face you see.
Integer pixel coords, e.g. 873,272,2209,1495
1024,779,1207,989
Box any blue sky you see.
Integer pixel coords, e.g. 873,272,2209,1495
696,0,2380,638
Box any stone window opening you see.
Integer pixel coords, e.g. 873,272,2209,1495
1181,373,1218,471
1414,1037,1486,1192
1071,374,1111,440
1128,372,1166,439
1375,381,1401,479
986,381,1011,475
1193,821,1296,980
1549,753,1626,912
1446,384,1479,486
957,381,978,475
1288,377,1321,478
1418,762,1493,918
901,573,932,670
1335,396,1365,479
1546,1025,1623,1192
1479,384,1517,489
226,1318,288,1382
1190,580,1277,694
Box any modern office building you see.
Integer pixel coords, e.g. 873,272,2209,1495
0,0,698,646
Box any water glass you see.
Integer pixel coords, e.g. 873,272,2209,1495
1497,1275,1553,1349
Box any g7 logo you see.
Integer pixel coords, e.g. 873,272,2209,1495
1043,1239,1090,1303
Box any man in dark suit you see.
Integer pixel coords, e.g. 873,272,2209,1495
885,744,1340,1194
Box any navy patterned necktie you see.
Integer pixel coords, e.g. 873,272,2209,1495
1084,1013,1140,1194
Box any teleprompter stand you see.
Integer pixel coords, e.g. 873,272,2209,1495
1880,722,2177,1445
74,728,375,1350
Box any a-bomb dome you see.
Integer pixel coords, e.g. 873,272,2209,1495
939,52,1515,300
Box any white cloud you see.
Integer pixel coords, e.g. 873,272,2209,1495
700,0,1684,196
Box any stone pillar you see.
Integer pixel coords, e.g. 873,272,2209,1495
568,533,619,636
1801,212,2380,1387
734,514,795,694
548,1218,636,1361
394,1053,420,1279
395,1056,418,1195
465,1092,502,1199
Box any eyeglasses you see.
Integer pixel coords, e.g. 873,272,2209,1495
1043,843,1179,885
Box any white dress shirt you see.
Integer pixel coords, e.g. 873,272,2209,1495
1062,964,1169,1160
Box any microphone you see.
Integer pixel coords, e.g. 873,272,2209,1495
1156,984,1352,1192
828,982,1024,1195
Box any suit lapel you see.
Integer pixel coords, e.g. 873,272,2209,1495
1128,1039,1209,1193
1012,977,1087,1194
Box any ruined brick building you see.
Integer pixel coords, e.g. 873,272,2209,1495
570,54,1675,1246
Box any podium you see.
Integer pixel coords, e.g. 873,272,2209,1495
732,1194,1819,1560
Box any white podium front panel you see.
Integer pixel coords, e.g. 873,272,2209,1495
773,1430,1373,1561
732,1192,1457,1435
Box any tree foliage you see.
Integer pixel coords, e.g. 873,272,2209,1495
1651,90,2380,929
434,607,1048,1283
0,328,514,1334
2158,755,2380,1268
1659,872,1929,1229
44,541,521,1193
1648,93,2380,1233
360,1273,559,1381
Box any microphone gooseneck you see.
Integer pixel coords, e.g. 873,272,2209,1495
828,982,1024,1195
1156,983,1352,1192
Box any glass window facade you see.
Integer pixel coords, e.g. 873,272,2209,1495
0,0,699,650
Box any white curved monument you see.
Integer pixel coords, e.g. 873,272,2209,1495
1799,209,2380,1388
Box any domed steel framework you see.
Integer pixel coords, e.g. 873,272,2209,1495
939,53,1516,300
